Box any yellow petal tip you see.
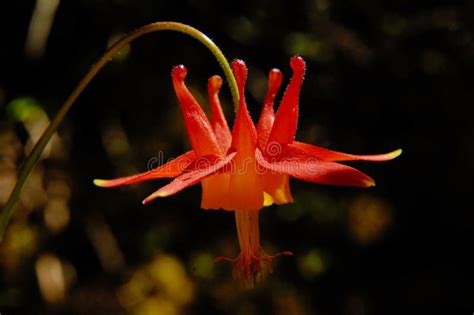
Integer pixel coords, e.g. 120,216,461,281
365,180,376,187
93,179,107,187
142,191,168,204
389,148,402,159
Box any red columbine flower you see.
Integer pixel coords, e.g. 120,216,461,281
94,56,401,286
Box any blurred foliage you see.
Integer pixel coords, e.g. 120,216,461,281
1,0,474,314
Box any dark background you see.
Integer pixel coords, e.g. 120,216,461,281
1,0,473,314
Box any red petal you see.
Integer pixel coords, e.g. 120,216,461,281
172,65,222,157
93,150,196,188
257,69,283,149
208,75,232,151
291,142,402,162
266,56,306,148
255,148,375,188
142,152,237,204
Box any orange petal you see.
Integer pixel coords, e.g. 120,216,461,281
266,56,306,149
290,142,402,162
227,60,264,210
172,65,222,157
257,69,283,149
227,156,264,210
93,150,196,188
200,173,230,210
208,75,232,151
255,148,375,188
142,152,236,204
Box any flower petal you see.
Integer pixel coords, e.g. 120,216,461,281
142,152,237,204
255,148,375,188
257,69,283,149
290,142,402,162
201,173,230,210
227,60,264,210
172,65,223,156
93,150,197,188
266,56,306,148
208,75,232,151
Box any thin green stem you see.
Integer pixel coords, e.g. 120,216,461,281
0,22,239,241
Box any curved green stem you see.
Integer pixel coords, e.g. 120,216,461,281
0,22,239,241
